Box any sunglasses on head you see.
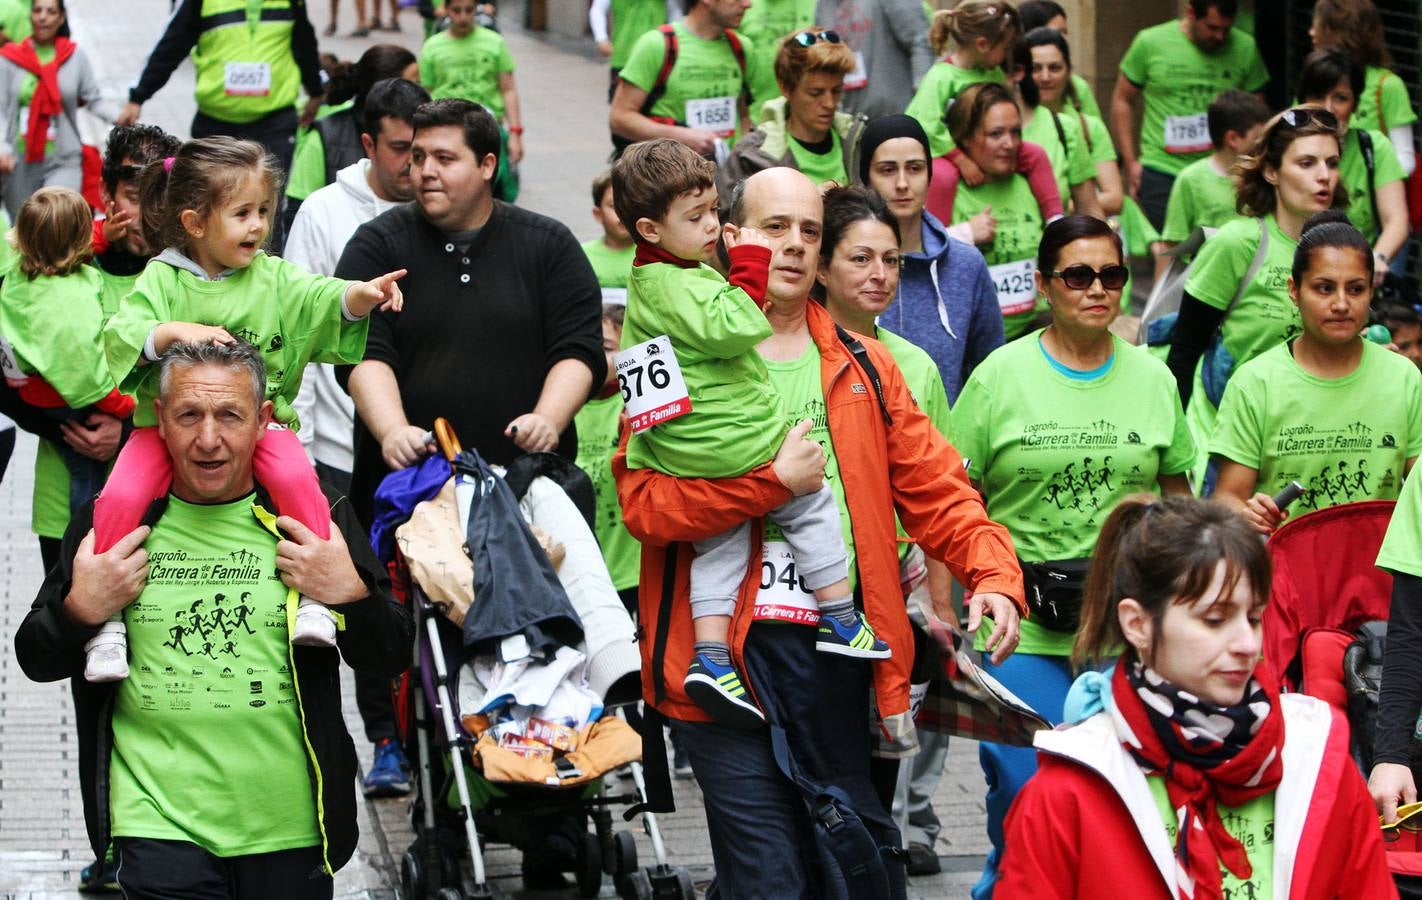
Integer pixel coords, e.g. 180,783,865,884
1048,264,1129,291
1279,106,1339,131
791,30,841,47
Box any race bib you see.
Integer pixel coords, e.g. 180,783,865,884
0,333,26,386
686,96,736,137
600,287,628,306
843,50,868,91
1163,112,1210,155
224,62,272,97
987,259,1038,316
17,106,50,145
752,540,820,624
614,334,691,432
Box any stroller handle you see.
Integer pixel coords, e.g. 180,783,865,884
433,417,463,462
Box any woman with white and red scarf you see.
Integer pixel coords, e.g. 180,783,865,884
0,0,118,218
996,495,1396,900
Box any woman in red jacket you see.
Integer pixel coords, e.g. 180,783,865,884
996,495,1395,900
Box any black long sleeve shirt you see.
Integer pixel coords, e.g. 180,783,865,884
335,201,605,528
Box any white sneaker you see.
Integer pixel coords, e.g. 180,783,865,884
291,597,337,647
84,621,129,682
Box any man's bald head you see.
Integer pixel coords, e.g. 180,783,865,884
725,167,824,304
727,167,822,226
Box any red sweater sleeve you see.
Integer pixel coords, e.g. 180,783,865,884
91,218,109,255
94,387,135,418
725,243,770,305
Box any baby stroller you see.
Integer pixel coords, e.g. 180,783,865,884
375,419,693,900
1264,500,1422,896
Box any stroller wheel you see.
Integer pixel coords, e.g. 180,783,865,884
435,889,464,900
576,830,603,897
609,830,638,877
648,865,697,900
401,848,426,900
619,868,654,900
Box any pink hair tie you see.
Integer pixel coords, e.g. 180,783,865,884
163,156,175,173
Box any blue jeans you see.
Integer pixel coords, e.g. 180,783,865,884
672,623,906,900
971,652,1074,900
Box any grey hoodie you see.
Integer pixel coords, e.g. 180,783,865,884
815,0,934,121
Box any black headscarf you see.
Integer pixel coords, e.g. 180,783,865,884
856,115,933,186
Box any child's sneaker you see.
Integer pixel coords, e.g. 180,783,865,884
291,596,338,647
683,652,764,730
83,621,129,683
816,610,891,660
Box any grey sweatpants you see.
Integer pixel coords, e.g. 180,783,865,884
690,483,849,619
4,153,81,220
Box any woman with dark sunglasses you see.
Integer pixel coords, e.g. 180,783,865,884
952,214,1195,899
717,27,866,207
1164,106,1343,472
1212,210,1421,535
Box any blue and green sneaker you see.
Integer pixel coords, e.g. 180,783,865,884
817,611,891,659
684,652,765,730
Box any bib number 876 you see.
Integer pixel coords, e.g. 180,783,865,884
618,357,671,403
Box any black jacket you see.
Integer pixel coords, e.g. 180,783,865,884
334,201,605,527
13,485,411,872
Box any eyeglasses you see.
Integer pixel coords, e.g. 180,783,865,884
1279,106,1340,131
791,30,840,47
1048,264,1129,291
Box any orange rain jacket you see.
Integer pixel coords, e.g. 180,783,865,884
614,301,1025,736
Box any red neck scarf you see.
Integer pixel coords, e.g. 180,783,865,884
1110,657,1284,900
2,37,76,162
633,241,699,269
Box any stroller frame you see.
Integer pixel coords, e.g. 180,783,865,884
395,418,693,900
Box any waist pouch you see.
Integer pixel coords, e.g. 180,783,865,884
1019,558,1091,633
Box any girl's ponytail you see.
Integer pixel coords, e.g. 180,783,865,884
1072,495,1156,670
137,154,174,254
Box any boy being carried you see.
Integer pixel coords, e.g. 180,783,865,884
613,139,888,731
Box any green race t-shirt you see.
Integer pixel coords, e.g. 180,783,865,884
950,175,1045,340
580,238,635,305
1081,112,1117,164
1161,155,1241,243
1147,775,1275,900
619,22,759,141
1118,20,1269,175
104,252,364,429
1211,341,1422,513
735,0,815,108
109,494,319,857
31,262,132,540
1070,73,1101,120
904,61,1005,158
954,333,1194,655
1339,128,1406,240
1378,450,1422,577
609,0,671,71
420,26,515,118
787,130,847,188
1022,105,1095,199
0,265,123,408
1183,214,1299,369
573,394,641,591
757,340,858,621
14,42,56,160
284,100,353,201
1355,66,1418,134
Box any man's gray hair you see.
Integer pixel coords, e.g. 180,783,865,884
158,340,266,407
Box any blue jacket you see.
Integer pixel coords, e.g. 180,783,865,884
879,211,1004,403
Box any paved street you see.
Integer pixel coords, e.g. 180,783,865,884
0,1,992,896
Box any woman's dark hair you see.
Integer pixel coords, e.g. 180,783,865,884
1292,208,1373,284
819,184,901,261
1017,0,1065,32
325,44,418,107
1296,48,1364,109
1233,106,1344,217
101,123,181,194
1036,214,1122,275
945,82,1018,150
1073,495,1270,669
1020,26,1078,110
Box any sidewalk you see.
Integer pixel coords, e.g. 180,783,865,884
0,1,992,896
